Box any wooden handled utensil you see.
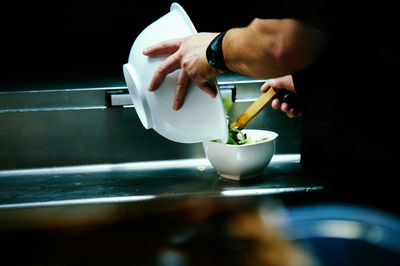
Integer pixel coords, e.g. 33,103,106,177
229,87,276,129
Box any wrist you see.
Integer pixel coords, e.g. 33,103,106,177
206,31,229,71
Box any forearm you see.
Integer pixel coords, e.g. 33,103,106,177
222,18,327,79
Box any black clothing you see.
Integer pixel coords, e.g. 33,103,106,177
256,0,400,213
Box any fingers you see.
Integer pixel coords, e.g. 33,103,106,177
271,98,281,109
286,107,302,118
148,53,181,92
172,74,217,111
144,39,183,92
173,71,190,110
143,36,218,111
274,100,300,118
261,75,295,93
143,38,182,56
196,81,217,99
271,89,303,118
261,80,274,92
280,102,290,113
281,102,302,118
147,51,217,111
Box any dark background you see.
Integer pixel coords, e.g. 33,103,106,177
1,0,262,91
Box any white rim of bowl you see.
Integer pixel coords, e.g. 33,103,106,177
206,129,278,146
170,3,197,34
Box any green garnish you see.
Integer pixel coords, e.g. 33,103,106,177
217,99,268,145
222,96,233,114
227,127,246,145
226,127,268,145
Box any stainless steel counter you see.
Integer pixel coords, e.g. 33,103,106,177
0,154,322,210
0,76,314,238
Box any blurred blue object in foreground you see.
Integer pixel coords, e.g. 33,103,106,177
284,204,400,266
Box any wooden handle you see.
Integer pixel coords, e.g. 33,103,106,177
229,87,276,129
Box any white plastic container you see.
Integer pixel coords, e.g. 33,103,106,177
123,3,228,143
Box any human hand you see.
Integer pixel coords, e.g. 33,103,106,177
143,33,223,110
261,75,302,118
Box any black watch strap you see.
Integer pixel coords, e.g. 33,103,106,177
206,31,228,71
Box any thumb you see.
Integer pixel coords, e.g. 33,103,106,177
260,79,275,92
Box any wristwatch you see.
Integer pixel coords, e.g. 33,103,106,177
206,31,228,71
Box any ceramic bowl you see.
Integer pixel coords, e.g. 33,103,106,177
123,3,227,143
202,130,278,180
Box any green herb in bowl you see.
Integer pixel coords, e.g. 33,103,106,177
227,127,268,145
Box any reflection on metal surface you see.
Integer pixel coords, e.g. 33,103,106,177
0,106,107,113
0,87,124,113
271,153,300,163
216,71,267,85
0,86,127,94
0,155,300,177
222,186,323,197
0,195,156,209
0,158,212,177
0,154,322,210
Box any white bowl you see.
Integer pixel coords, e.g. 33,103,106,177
202,130,278,180
123,3,228,143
